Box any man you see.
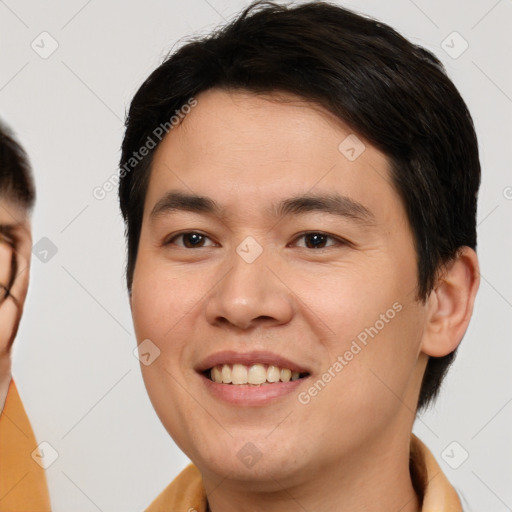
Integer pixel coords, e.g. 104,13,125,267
119,2,480,510
0,120,51,511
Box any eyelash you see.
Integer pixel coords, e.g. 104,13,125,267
164,231,348,249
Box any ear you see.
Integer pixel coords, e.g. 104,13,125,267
421,247,480,357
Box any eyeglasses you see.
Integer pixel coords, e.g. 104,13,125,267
0,227,18,307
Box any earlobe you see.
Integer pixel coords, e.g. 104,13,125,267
421,247,480,358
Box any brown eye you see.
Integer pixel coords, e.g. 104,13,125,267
166,232,216,248
293,232,340,249
304,233,328,248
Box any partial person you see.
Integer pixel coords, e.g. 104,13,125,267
0,119,51,511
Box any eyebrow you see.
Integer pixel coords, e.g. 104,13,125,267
150,191,375,225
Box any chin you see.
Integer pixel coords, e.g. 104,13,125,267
183,430,312,487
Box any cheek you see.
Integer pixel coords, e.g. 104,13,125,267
300,304,426,445
293,253,424,397
130,257,199,440
130,254,217,385
288,259,409,344
130,252,199,341
131,273,180,360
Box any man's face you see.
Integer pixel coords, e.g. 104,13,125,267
131,89,429,485
0,198,31,356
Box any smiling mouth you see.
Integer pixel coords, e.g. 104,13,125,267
205,363,310,385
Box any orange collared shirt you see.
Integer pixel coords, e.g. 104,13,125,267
146,435,462,512
0,379,51,512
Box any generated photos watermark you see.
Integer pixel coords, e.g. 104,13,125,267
298,301,403,405
93,97,198,200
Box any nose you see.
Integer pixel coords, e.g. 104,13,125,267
204,246,294,331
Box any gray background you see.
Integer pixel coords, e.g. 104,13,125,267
1,0,511,510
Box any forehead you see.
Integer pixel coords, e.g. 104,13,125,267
145,88,400,223
165,88,367,168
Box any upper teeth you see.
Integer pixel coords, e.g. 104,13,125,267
210,364,301,385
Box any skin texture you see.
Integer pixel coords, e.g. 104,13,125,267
0,200,32,413
130,89,480,512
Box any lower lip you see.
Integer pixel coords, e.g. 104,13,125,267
200,373,308,406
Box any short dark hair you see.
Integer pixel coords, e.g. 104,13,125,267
119,1,480,410
0,119,35,210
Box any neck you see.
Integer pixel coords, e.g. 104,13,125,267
204,433,421,512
